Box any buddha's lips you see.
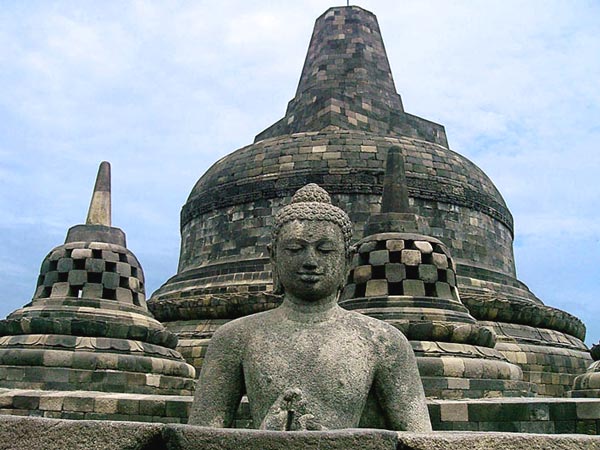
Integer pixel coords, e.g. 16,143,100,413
297,272,323,282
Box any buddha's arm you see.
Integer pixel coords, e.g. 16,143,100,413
374,330,432,432
187,324,245,427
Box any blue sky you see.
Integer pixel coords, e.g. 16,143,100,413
1,1,599,345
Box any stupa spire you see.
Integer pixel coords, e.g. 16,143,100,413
86,161,111,226
364,146,419,235
255,6,448,146
65,161,125,246
381,146,410,214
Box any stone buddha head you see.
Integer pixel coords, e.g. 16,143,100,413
269,184,353,302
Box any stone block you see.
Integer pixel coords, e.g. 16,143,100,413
102,272,120,289
116,262,131,278
353,265,372,284
385,263,406,283
117,399,139,415
63,397,94,413
101,250,120,262
116,288,134,303
165,401,190,418
50,283,70,298
44,271,59,286
432,252,448,269
401,250,421,266
365,280,388,296
359,241,377,254
85,258,105,272
403,280,425,296
71,249,93,259
128,277,141,291
162,426,399,450
12,395,39,411
576,401,600,419
94,398,119,415
369,250,389,266
446,270,457,287
39,396,64,412
418,264,438,283
386,239,404,251
440,403,469,422
436,282,453,300
57,258,73,272
82,283,103,298
0,416,163,449
139,400,165,417
414,241,433,254
68,270,87,286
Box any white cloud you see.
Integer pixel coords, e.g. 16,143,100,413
0,0,598,344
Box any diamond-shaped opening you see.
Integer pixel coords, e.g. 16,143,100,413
88,272,102,283
119,277,129,289
389,251,401,263
372,265,385,279
425,283,436,297
389,282,403,295
102,288,117,300
355,282,366,298
69,285,84,298
406,266,419,279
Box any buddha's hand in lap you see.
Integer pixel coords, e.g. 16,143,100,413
259,388,326,431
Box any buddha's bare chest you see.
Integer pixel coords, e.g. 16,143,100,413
242,325,375,408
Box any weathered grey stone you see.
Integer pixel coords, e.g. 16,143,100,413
395,431,600,450
0,416,163,450
189,184,431,432
163,426,399,450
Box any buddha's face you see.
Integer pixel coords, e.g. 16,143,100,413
273,219,347,302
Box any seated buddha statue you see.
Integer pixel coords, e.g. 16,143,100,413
188,183,431,432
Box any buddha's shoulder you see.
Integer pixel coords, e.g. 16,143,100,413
338,309,410,346
212,309,276,338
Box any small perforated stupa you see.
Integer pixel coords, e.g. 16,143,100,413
340,147,533,398
0,163,195,416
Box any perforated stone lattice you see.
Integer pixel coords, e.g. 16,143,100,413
342,235,459,301
34,242,145,306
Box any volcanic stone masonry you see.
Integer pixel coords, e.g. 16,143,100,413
0,162,196,421
148,5,591,398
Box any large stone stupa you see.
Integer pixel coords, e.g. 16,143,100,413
149,6,590,397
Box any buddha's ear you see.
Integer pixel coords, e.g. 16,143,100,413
346,243,358,268
267,243,284,295
267,243,274,261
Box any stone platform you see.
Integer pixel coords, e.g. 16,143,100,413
3,390,600,436
1,416,599,450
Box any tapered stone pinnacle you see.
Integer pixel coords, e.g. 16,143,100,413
364,146,419,235
381,146,410,214
86,161,111,226
65,161,125,246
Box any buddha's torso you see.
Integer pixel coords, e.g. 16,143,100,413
241,306,379,429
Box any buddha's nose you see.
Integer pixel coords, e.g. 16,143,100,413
303,248,318,269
